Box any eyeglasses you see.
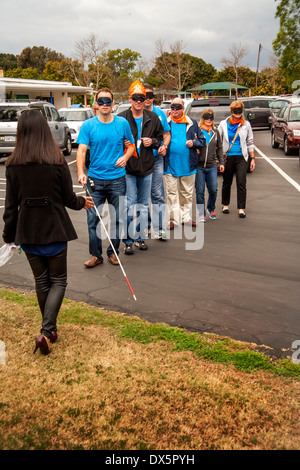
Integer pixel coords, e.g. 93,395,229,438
131,94,146,102
145,92,154,100
203,113,214,120
97,97,113,106
170,104,183,110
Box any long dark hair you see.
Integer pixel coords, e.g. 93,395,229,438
6,109,64,166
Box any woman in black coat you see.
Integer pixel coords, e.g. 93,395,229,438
2,109,93,355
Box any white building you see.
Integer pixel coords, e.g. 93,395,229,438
0,74,94,108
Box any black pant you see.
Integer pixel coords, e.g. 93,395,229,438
25,246,67,339
222,155,248,209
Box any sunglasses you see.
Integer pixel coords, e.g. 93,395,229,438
203,113,214,120
170,104,183,110
97,97,113,106
131,94,146,102
232,108,243,115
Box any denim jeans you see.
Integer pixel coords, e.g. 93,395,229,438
148,155,165,232
86,176,126,259
123,173,153,244
195,166,218,216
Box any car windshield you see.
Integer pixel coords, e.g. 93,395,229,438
59,111,89,121
289,107,300,122
269,100,288,109
0,106,27,122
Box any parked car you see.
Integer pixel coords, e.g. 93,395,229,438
59,107,95,144
0,101,72,158
114,102,131,115
268,96,300,125
238,96,276,128
187,98,234,127
159,98,194,117
271,103,300,155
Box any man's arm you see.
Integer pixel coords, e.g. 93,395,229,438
115,144,135,167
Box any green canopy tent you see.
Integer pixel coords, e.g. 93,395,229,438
187,82,249,98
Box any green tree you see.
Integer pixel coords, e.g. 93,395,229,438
273,0,300,88
0,53,18,71
5,67,42,79
17,46,65,72
105,48,141,79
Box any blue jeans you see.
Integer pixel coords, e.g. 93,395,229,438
123,173,152,244
148,155,165,232
195,166,218,216
86,176,126,259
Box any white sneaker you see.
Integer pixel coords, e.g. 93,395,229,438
154,230,168,240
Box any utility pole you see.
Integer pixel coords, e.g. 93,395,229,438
255,43,262,92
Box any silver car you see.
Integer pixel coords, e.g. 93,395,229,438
58,107,95,144
0,101,72,158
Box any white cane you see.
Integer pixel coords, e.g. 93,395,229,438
84,184,137,301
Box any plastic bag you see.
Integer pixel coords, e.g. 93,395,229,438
0,243,22,267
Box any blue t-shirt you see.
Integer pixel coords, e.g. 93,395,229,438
77,115,134,180
151,105,170,157
134,116,143,155
166,121,196,177
202,128,212,145
227,122,242,156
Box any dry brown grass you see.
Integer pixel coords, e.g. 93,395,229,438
0,287,299,450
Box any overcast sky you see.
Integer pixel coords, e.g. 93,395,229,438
0,0,279,72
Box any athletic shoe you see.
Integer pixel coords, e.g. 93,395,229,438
134,241,148,250
124,243,134,255
207,209,217,220
199,215,206,223
154,230,168,240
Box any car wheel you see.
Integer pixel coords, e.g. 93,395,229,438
271,131,279,148
63,134,72,156
284,136,292,155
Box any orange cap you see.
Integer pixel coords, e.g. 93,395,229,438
129,79,146,97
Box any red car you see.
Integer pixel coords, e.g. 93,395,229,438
271,103,300,155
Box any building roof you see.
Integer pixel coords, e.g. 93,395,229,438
187,82,249,92
0,77,93,95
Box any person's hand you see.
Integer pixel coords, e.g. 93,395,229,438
83,196,94,210
186,140,193,148
123,139,131,148
115,156,127,168
250,158,255,172
158,145,167,156
141,137,152,147
78,172,87,186
219,165,225,173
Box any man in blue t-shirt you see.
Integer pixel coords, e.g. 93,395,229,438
164,98,205,228
77,88,135,268
144,84,171,240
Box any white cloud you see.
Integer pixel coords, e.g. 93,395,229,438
0,0,279,70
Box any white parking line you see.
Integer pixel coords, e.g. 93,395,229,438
254,145,300,193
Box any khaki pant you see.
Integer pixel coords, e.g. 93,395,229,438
164,173,196,225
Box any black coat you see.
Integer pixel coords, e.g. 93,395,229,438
118,108,164,177
3,161,85,245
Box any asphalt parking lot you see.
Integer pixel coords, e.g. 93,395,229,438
0,128,299,356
